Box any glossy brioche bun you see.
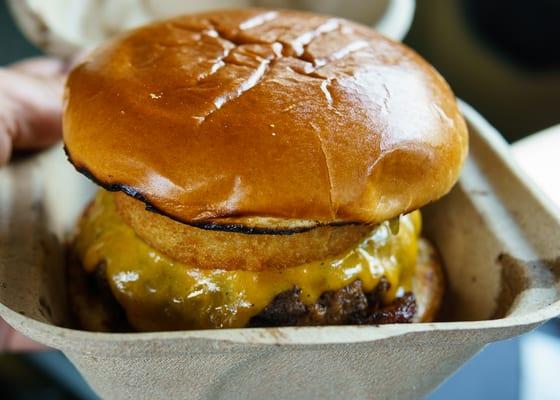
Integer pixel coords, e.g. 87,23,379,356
67,237,443,332
114,191,372,271
63,8,468,230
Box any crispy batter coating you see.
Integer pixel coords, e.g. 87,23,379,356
115,192,372,271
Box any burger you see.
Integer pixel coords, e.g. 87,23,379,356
63,9,468,332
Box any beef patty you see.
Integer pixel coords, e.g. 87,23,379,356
249,279,416,327
68,252,417,332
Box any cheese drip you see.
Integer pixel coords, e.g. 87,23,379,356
74,191,421,331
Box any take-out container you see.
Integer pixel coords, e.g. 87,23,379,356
7,0,415,58
1,102,559,399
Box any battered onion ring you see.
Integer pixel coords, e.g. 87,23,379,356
114,192,373,271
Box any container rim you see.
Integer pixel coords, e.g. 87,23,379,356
1,300,558,348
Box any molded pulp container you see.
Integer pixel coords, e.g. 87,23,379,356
1,103,560,399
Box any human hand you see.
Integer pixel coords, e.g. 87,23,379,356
0,318,46,351
0,56,67,350
0,57,66,165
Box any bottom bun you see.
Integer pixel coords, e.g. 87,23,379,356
67,238,443,332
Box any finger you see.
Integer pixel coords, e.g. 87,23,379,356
9,57,68,79
0,318,12,349
0,320,46,352
7,331,47,352
0,66,64,152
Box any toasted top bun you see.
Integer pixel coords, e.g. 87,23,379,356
63,8,468,229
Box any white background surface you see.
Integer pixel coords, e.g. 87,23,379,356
513,127,560,400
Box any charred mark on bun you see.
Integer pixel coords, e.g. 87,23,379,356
65,145,363,235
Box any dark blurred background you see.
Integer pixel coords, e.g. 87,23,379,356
406,0,560,142
1,0,559,399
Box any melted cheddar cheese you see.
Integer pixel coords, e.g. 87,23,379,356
74,191,421,331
